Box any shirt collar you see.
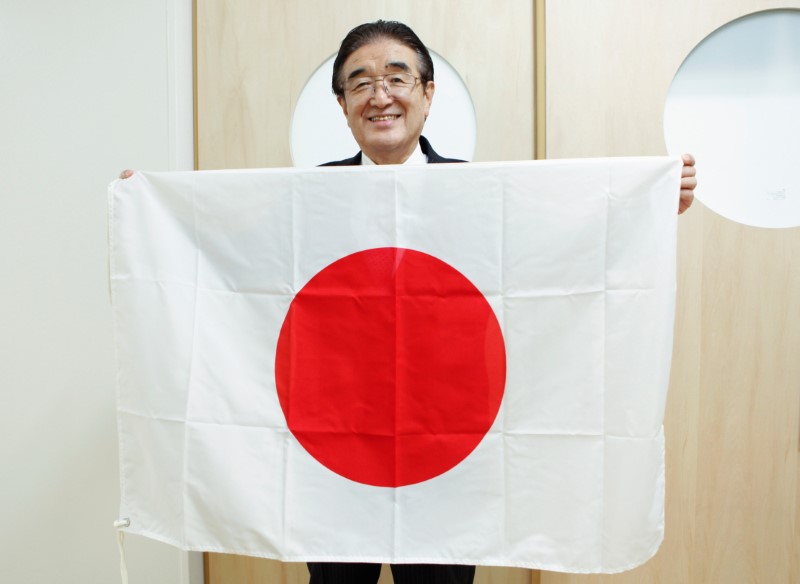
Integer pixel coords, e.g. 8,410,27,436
361,143,427,166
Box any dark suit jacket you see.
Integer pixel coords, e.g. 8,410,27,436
319,136,465,166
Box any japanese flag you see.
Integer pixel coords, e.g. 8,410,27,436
110,157,681,573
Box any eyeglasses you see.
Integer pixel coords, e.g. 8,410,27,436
344,73,421,99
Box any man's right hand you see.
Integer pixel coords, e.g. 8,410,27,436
119,169,134,179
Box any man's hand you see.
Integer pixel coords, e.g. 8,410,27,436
679,154,696,214
119,169,134,179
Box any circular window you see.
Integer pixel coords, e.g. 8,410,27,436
664,9,800,228
291,50,477,167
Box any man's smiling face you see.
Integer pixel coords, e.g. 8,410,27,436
337,39,435,165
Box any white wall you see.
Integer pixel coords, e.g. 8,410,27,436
0,1,198,582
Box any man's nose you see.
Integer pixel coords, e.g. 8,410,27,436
370,81,393,105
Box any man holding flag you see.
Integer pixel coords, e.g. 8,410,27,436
118,19,696,584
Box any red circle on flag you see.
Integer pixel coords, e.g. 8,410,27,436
275,247,506,487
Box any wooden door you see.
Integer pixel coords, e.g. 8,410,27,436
196,1,539,583
542,1,800,582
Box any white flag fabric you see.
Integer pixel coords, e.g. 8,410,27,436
110,157,681,574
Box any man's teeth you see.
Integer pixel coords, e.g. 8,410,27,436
370,115,399,121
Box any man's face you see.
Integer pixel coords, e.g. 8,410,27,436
337,39,435,165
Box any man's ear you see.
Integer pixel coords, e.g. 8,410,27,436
337,95,349,119
423,81,435,120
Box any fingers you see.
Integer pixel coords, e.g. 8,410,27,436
680,154,696,191
678,190,694,214
119,169,134,179
681,159,696,182
677,153,696,214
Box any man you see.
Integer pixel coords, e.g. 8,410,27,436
319,21,461,168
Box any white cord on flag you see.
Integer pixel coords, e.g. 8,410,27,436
114,518,131,584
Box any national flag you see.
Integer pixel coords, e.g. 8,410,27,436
110,157,680,573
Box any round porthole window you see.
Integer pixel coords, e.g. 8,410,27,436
664,9,800,228
291,50,477,167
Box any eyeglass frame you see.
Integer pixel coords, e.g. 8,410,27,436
343,73,423,101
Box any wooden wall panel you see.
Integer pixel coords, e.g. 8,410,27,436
197,0,535,170
197,1,537,583
543,1,800,583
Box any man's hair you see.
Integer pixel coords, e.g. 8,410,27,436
331,20,434,97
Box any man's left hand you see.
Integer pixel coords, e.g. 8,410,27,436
679,154,696,214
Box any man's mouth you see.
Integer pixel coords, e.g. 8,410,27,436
369,115,400,122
